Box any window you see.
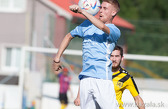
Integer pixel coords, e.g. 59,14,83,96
0,0,26,13
1,47,21,72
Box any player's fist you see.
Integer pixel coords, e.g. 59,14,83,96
69,4,82,14
53,60,62,74
74,97,80,106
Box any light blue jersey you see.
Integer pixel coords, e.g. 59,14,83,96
70,20,121,80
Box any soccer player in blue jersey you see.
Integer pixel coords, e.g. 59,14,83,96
53,0,121,109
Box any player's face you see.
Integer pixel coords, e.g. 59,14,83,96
110,50,123,68
99,2,117,23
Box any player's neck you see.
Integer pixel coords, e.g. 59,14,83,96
105,20,113,24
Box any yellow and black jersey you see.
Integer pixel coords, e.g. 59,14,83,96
112,67,139,109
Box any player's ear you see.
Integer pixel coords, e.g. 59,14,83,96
111,10,117,17
121,56,124,61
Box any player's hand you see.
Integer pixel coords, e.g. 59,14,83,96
52,60,62,74
69,5,83,14
74,97,80,106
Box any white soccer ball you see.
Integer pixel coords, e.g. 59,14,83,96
78,0,100,16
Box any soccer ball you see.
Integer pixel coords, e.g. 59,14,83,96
78,0,100,16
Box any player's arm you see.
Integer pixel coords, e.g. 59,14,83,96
53,33,74,74
134,95,145,109
69,5,110,34
126,77,145,109
74,86,80,106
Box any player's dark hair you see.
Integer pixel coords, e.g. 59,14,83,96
113,45,123,57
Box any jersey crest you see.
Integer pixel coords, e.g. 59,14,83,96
117,81,123,88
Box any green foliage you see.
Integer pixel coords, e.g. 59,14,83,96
118,0,168,20
126,20,168,55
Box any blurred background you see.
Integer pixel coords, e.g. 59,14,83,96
0,0,168,109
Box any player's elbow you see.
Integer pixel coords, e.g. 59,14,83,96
99,24,106,31
134,96,145,109
65,33,74,40
99,24,110,34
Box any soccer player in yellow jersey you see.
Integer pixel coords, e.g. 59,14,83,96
74,45,145,109
110,45,145,109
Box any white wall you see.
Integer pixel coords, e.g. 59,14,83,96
0,85,20,109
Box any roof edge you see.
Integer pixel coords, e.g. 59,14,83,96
41,0,73,20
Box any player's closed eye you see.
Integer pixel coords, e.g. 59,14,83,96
116,55,120,57
110,55,114,57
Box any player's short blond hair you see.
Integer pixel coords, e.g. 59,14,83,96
103,0,120,13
